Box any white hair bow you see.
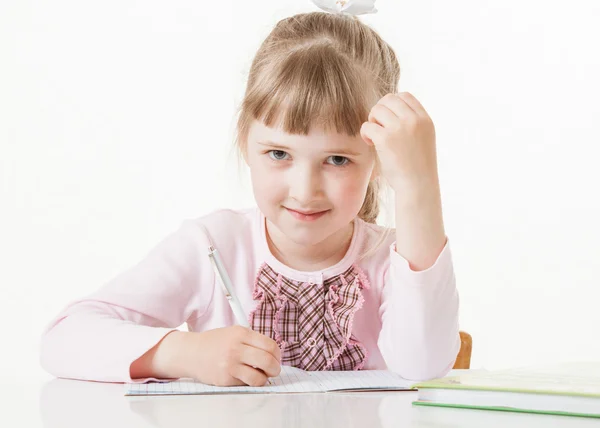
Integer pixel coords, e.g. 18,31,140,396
310,0,378,16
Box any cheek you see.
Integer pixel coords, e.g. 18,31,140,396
250,162,283,205
328,170,371,211
250,167,268,196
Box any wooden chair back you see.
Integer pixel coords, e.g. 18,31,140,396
453,331,472,369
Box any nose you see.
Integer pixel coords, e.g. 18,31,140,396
288,163,324,205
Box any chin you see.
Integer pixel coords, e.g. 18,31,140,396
282,220,348,248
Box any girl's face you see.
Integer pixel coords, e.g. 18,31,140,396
245,120,377,248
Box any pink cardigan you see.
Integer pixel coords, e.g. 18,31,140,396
40,207,460,382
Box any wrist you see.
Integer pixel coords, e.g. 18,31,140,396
151,330,190,379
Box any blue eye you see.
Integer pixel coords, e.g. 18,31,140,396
268,150,289,161
326,155,349,166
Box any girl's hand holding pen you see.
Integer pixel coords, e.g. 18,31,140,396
131,327,281,387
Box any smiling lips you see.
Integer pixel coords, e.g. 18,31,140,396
285,207,329,222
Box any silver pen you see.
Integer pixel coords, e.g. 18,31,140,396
208,245,250,327
208,245,273,385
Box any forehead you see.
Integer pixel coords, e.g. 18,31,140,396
248,120,368,154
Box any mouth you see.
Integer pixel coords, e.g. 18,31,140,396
285,207,330,222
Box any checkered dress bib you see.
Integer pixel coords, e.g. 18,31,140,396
248,262,371,371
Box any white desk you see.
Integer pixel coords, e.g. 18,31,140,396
3,373,598,428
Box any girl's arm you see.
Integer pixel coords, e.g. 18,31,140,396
377,236,460,381
40,220,215,383
361,92,460,380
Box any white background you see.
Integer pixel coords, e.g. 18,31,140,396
1,0,599,381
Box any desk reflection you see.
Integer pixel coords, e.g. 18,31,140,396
39,378,413,428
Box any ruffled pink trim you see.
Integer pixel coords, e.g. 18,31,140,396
324,267,367,370
272,273,288,352
252,262,267,299
349,339,370,371
351,268,370,369
354,264,371,290
248,263,267,326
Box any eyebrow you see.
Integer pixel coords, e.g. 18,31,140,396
257,141,361,156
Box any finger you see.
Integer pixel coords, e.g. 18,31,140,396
397,92,430,118
240,344,281,377
222,375,248,387
378,92,418,119
242,329,281,362
231,364,269,387
368,104,398,129
360,121,386,146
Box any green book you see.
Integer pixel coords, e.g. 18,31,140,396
412,362,600,419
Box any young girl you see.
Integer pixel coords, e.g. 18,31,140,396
40,1,460,387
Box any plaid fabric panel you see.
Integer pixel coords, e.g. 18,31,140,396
248,263,369,371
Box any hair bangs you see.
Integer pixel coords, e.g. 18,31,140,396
246,45,374,137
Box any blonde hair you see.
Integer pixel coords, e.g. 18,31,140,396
234,11,400,224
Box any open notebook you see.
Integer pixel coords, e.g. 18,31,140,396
124,365,414,395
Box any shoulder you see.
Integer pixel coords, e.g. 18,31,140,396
184,207,261,253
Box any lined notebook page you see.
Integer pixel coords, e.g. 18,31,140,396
310,369,414,391
125,366,414,396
